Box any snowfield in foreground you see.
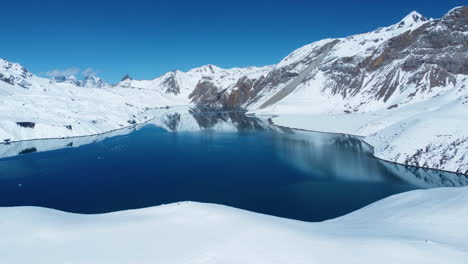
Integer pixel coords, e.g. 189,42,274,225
1,187,467,264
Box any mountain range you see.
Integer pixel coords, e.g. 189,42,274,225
0,6,467,174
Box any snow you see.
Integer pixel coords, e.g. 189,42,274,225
276,38,336,68
1,186,467,263
0,77,157,142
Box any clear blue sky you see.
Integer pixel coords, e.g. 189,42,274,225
1,0,464,82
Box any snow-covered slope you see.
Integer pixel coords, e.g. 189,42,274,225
1,186,468,263
0,59,160,142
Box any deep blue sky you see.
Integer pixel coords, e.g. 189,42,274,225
1,0,464,82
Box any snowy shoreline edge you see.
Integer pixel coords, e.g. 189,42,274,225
268,117,468,176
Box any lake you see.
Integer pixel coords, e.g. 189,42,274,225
0,107,466,221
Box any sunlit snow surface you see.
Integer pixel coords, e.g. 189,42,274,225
1,187,467,264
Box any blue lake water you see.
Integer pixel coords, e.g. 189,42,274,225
0,109,466,221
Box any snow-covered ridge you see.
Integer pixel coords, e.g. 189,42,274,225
0,58,32,89
1,186,468,263
276,11,428,69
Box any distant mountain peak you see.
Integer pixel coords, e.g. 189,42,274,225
121,74,132,81
82,75,107,88
399,11,427,25
190,64,222,74
52,75,81,86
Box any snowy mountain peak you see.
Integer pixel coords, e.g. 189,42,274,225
399,11,427,25
189,64,222,74
0,58,32,88
366,10,427,36
52,75,82,86
0,59,32,78
121,74,132,81
49,75,108,88
83,75,107,88
0,58,26,72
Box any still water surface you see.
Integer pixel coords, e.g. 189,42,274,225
0,108,466,221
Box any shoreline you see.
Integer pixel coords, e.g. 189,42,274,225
0,124,140,145
269,118,468,177
1,110,466,177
